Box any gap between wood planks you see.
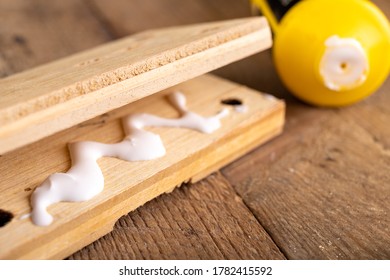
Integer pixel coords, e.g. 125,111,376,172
220,172,291,259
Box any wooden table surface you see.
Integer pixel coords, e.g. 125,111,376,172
1,0,389,260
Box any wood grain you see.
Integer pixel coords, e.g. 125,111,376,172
0,74,284,259
0,16,271,155
89,0,251,37
71,0,390,260
223,103,390,259
220,0,390,260
0,0,111,76
0,0,388,260
69,173,285,260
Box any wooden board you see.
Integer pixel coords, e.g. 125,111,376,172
0,74,285,259
0,16,271,155
2,0,387,261
222,103,390,259
75,0,390,261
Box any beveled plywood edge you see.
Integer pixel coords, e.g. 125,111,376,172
0,17,271,155
0,74,284,259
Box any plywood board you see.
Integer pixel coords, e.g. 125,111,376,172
0,74,284,259
0,17,271,154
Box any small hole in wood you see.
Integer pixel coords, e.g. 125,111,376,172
221,98,242,106
13,34,27,45
0,209,13,227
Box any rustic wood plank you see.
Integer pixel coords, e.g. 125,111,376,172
0,0,283,261
83,0,389,260
221,0,390,260
67,0,390,261
223,105,390,260
0,0,110,76
0,74,284,259
69,172,285,260
340,89,390,151
2,0,387,261
89,0,251,37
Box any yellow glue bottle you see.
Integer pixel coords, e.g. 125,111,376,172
252,0,390,107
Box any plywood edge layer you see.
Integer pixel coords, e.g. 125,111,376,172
0,17,271,155
0,74,284,259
